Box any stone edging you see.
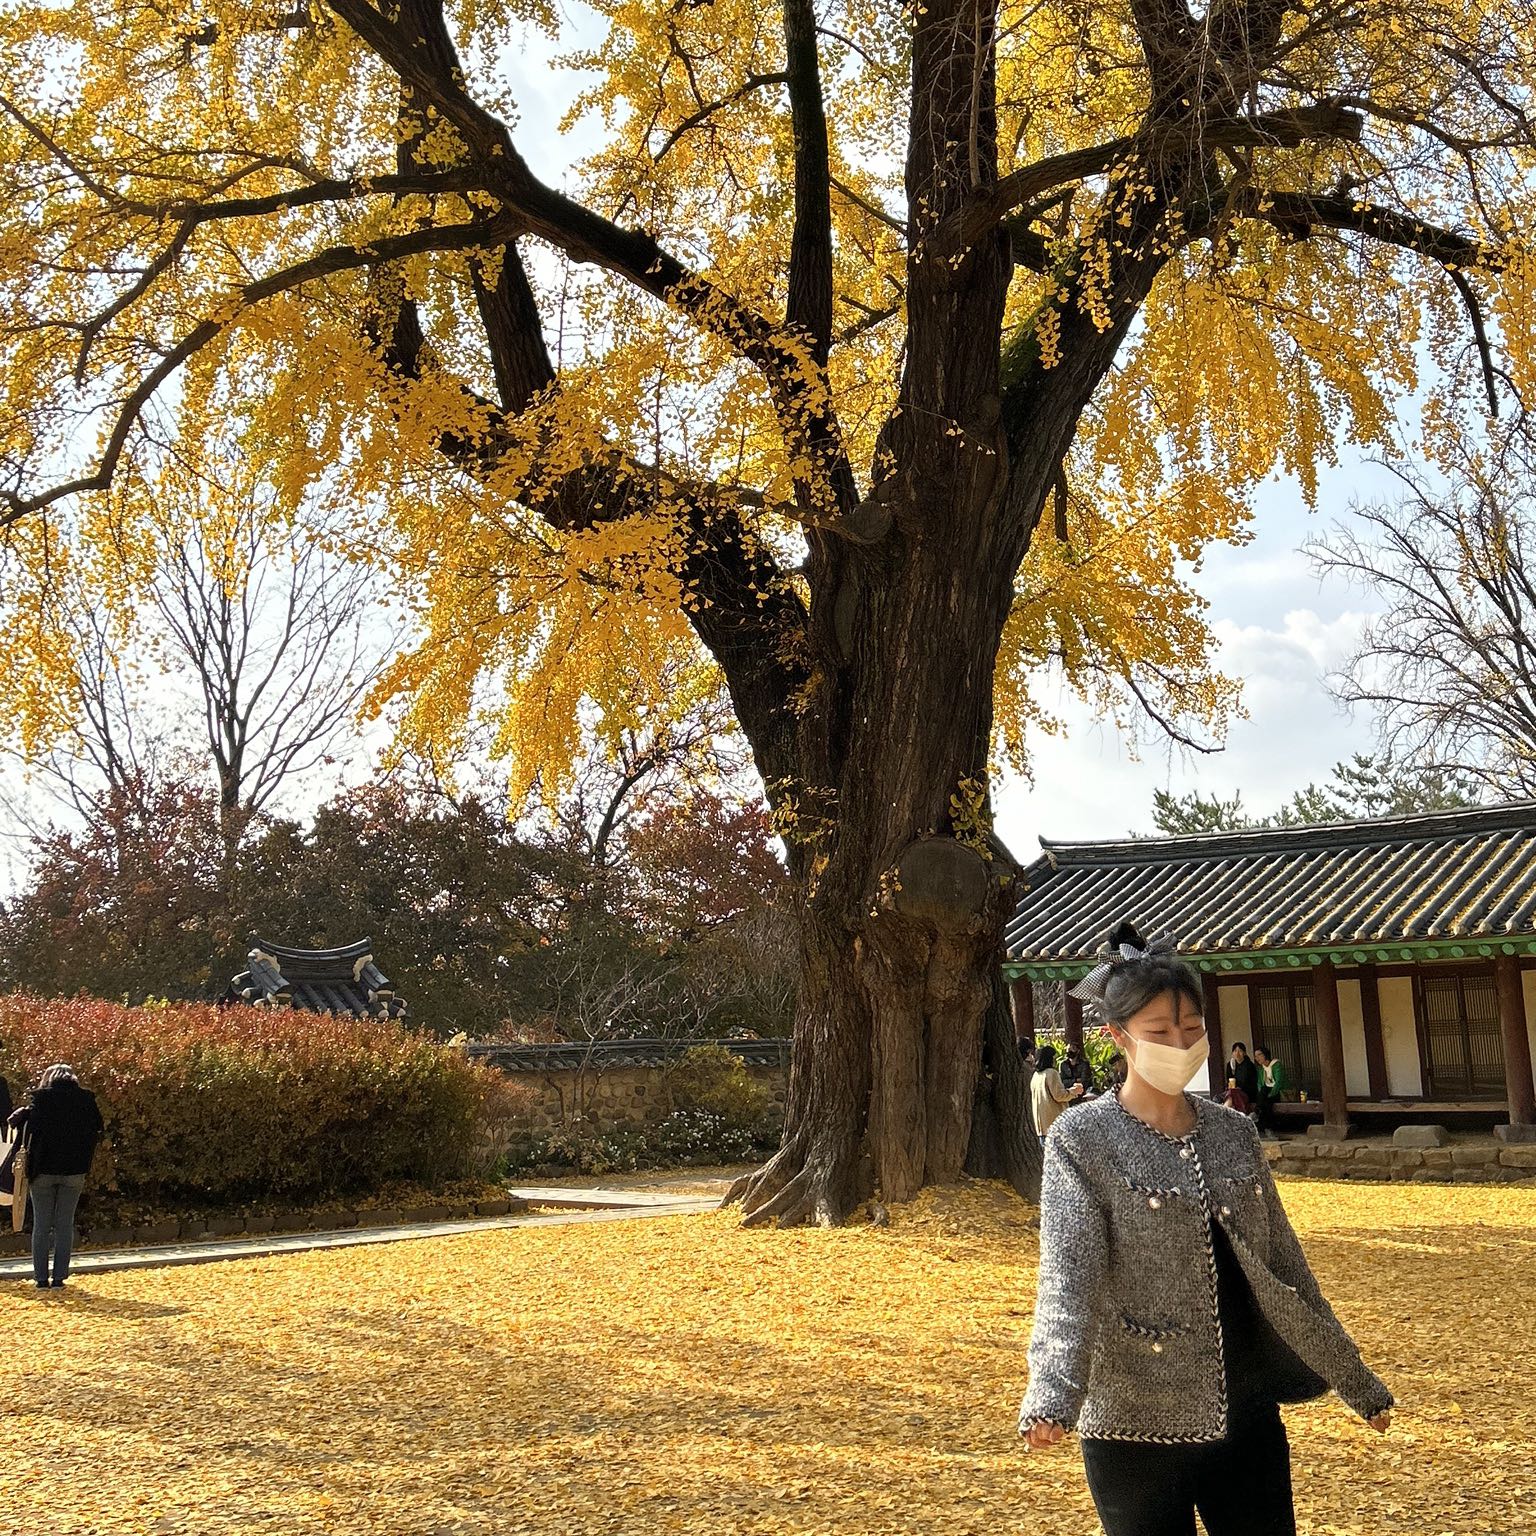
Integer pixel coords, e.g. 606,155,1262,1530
1266,1141,1536,1184
0,1195,526,1258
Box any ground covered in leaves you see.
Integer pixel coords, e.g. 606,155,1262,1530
4,1178,1531,1535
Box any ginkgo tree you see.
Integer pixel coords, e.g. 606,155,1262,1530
2,0,1535,1224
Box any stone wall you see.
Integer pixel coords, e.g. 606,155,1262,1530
1264,1138,1536,1184
506,1061,788,1133
467,1040,791,1139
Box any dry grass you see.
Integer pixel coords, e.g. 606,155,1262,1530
3,1177,1531,1535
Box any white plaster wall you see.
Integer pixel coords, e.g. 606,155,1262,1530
1206,984,1251,1096
1377,975,1422,1097
1522,970,1536,1085
1336,978,1371,1097
1218,984,1251,1056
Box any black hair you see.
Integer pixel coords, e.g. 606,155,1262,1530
1035,1043,1058,1070
1231,1042,1248,1055
1099,920,1204,1027
1253,1044,1272,1061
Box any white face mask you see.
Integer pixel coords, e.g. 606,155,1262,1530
1123,1031,1209,1096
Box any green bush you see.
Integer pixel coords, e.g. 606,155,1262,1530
0,994,528,1204
664,1043,773,1129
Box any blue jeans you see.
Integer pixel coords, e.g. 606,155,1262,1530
29,1173,86,1285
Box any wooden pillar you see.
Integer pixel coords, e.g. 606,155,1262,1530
1202,971,1226,1097
1358,963,1389,1101
1010,975,1037,1054
1495,954,1536,1140
1311,958,1351,1137
1063,991,1085,1052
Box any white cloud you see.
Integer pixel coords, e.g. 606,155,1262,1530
993,604,1380,860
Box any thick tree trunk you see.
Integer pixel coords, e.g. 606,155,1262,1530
724,0,1087,1226
724,495,1023,1225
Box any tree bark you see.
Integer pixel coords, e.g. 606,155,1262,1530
966,967,1043,1199
724,474,1026,1223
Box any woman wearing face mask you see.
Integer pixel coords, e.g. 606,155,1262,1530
1017,921,1393,1536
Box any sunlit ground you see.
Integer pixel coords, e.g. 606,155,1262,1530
4,1178,1531,1535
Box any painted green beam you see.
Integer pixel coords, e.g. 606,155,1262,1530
1001,935,1536,982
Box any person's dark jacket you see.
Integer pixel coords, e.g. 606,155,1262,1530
1228,1054,1259,1103
11,1081,104,1178
1059,1050,1096,1094
0,1077,10,1124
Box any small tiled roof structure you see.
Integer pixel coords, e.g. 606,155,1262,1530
467,1038,791,1072
1005,802,1536,978
230,937,406,1020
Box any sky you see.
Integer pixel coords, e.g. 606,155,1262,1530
992,458,1397,860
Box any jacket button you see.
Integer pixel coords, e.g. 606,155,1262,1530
1152,1342,1164,1353
1221,1205,1232,1218
1148,1196,1162,1210
1179,1147,1192,1159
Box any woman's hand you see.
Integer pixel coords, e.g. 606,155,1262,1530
1023,1421,1066,1451
1368,1411,1391,1433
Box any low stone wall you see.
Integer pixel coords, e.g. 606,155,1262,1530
468,1040,791,1136
1265,1138,1536,1184
503,1062,788,1133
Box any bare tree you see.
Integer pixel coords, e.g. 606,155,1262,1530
1308,425,1536,798
146,482,389,823
2,447,393,841
539,674,753,869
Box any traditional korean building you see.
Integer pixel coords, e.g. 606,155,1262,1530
229,937,407,1020
1003,803,1536,1142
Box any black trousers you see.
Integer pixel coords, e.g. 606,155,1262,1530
1080,1404,1295,1536
1255,1091,1279,1134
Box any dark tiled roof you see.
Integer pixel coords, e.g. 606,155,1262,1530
1005,802,1536,966
468,1038,791,1072
231,936,406,1019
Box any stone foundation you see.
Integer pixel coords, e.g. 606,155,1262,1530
1265,1136,1536,1183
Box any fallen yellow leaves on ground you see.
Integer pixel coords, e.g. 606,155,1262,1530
2,1178,1532,1535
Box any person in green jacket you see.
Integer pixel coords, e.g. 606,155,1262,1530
1253,1045,1291,1140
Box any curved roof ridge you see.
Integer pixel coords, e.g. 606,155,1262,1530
1039,799,1536,865
248,936,374,963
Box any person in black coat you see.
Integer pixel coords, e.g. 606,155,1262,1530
1227,1042,1260,1109
1059,1041,1098,1096
10,1064,104,1289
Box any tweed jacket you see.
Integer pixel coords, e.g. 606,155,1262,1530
1018,1090,1393,1443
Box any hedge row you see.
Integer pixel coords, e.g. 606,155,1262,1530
0,995,528,1204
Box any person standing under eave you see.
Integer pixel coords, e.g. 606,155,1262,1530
1017,923,1393,1536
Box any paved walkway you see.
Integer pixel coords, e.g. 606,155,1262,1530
0,1188,719,1281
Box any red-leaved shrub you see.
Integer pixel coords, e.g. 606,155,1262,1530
0,995,528,1203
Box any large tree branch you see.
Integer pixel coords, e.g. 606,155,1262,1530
1239,188,1505,408
323,0,786,371
932,103,1364,259
1,211,524,526
326,0,859,522
1245,188,1495,268
783,0,834,361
